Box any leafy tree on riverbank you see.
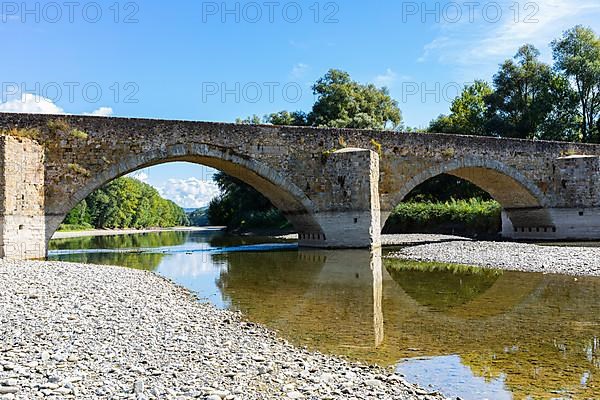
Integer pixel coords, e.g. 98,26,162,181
61,177,188,230
430,26,598,143
552,25,600,143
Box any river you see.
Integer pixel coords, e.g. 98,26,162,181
48,228,600,399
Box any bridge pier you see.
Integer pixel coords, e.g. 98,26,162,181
0,136,46,260
298,148,381,249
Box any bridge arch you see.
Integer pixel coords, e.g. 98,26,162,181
382,156,554,230
45,143,321,244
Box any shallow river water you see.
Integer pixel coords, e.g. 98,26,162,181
48,229,600,399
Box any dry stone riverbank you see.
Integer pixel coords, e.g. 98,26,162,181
389,236,600,277
0,260,448,400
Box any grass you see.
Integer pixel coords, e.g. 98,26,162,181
57,223,94,232
1,127,40,140
67,163,91,177
70,129,88,140
47,119,71,134
384,198,501,236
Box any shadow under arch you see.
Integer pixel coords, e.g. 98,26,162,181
45,143,320,244
382,156,554,229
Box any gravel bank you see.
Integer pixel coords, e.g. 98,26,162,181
380,234,472,246
390,240,600,276
0,260,447,400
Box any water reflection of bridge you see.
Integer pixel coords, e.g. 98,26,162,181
216,247,600,398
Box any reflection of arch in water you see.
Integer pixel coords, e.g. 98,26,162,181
383,259,543,319
216,248,385,356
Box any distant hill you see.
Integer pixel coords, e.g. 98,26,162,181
187,207,210,226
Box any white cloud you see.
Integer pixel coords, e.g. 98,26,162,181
129,171,149,183
0,93,114,116
85,107,113,117
374,68,398,87
0,93,65,114
291,63,310,78
157,178,220,209
418,0,600,73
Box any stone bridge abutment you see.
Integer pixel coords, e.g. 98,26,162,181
1,113,600,260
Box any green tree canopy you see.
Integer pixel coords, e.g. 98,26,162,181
307,69,403,130
485,44,559,139
62,177,189,230
428,80,492,135
552,25,600,143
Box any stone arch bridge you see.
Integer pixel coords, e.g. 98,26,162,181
1,113,600,259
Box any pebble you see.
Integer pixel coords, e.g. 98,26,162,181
0,259,449,400
389,236,600,276
0,387,19,394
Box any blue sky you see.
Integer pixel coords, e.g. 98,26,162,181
1,0,599,207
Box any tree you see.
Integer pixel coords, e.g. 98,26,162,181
428,80,492,135
63,177,189,230
485,45,554,139
307,69,403,130
207,172,286,229
235,115,262,125
209,69,404,229
535,72,580,141
552,25,600,143
265,110,308,126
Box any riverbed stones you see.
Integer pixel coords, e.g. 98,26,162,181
0,259,448,400
390,238,600,276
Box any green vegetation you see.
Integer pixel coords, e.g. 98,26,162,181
57,223,94,232
67,163,91,177
46,118,71,134
207,173,290,231
69,128,88,140
429,26,600,142
384,258,503,310
60,177,189,231
1,127,40,140
236,69,403,130
383,199,501,236
187,207,210,226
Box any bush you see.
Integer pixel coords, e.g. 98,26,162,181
58,223,94,232
384,199,501,236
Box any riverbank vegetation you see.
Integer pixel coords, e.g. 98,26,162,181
383,199,501,237
429,26,600,142
60,177,189,231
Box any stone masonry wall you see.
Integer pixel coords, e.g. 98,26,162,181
0,135,45,259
